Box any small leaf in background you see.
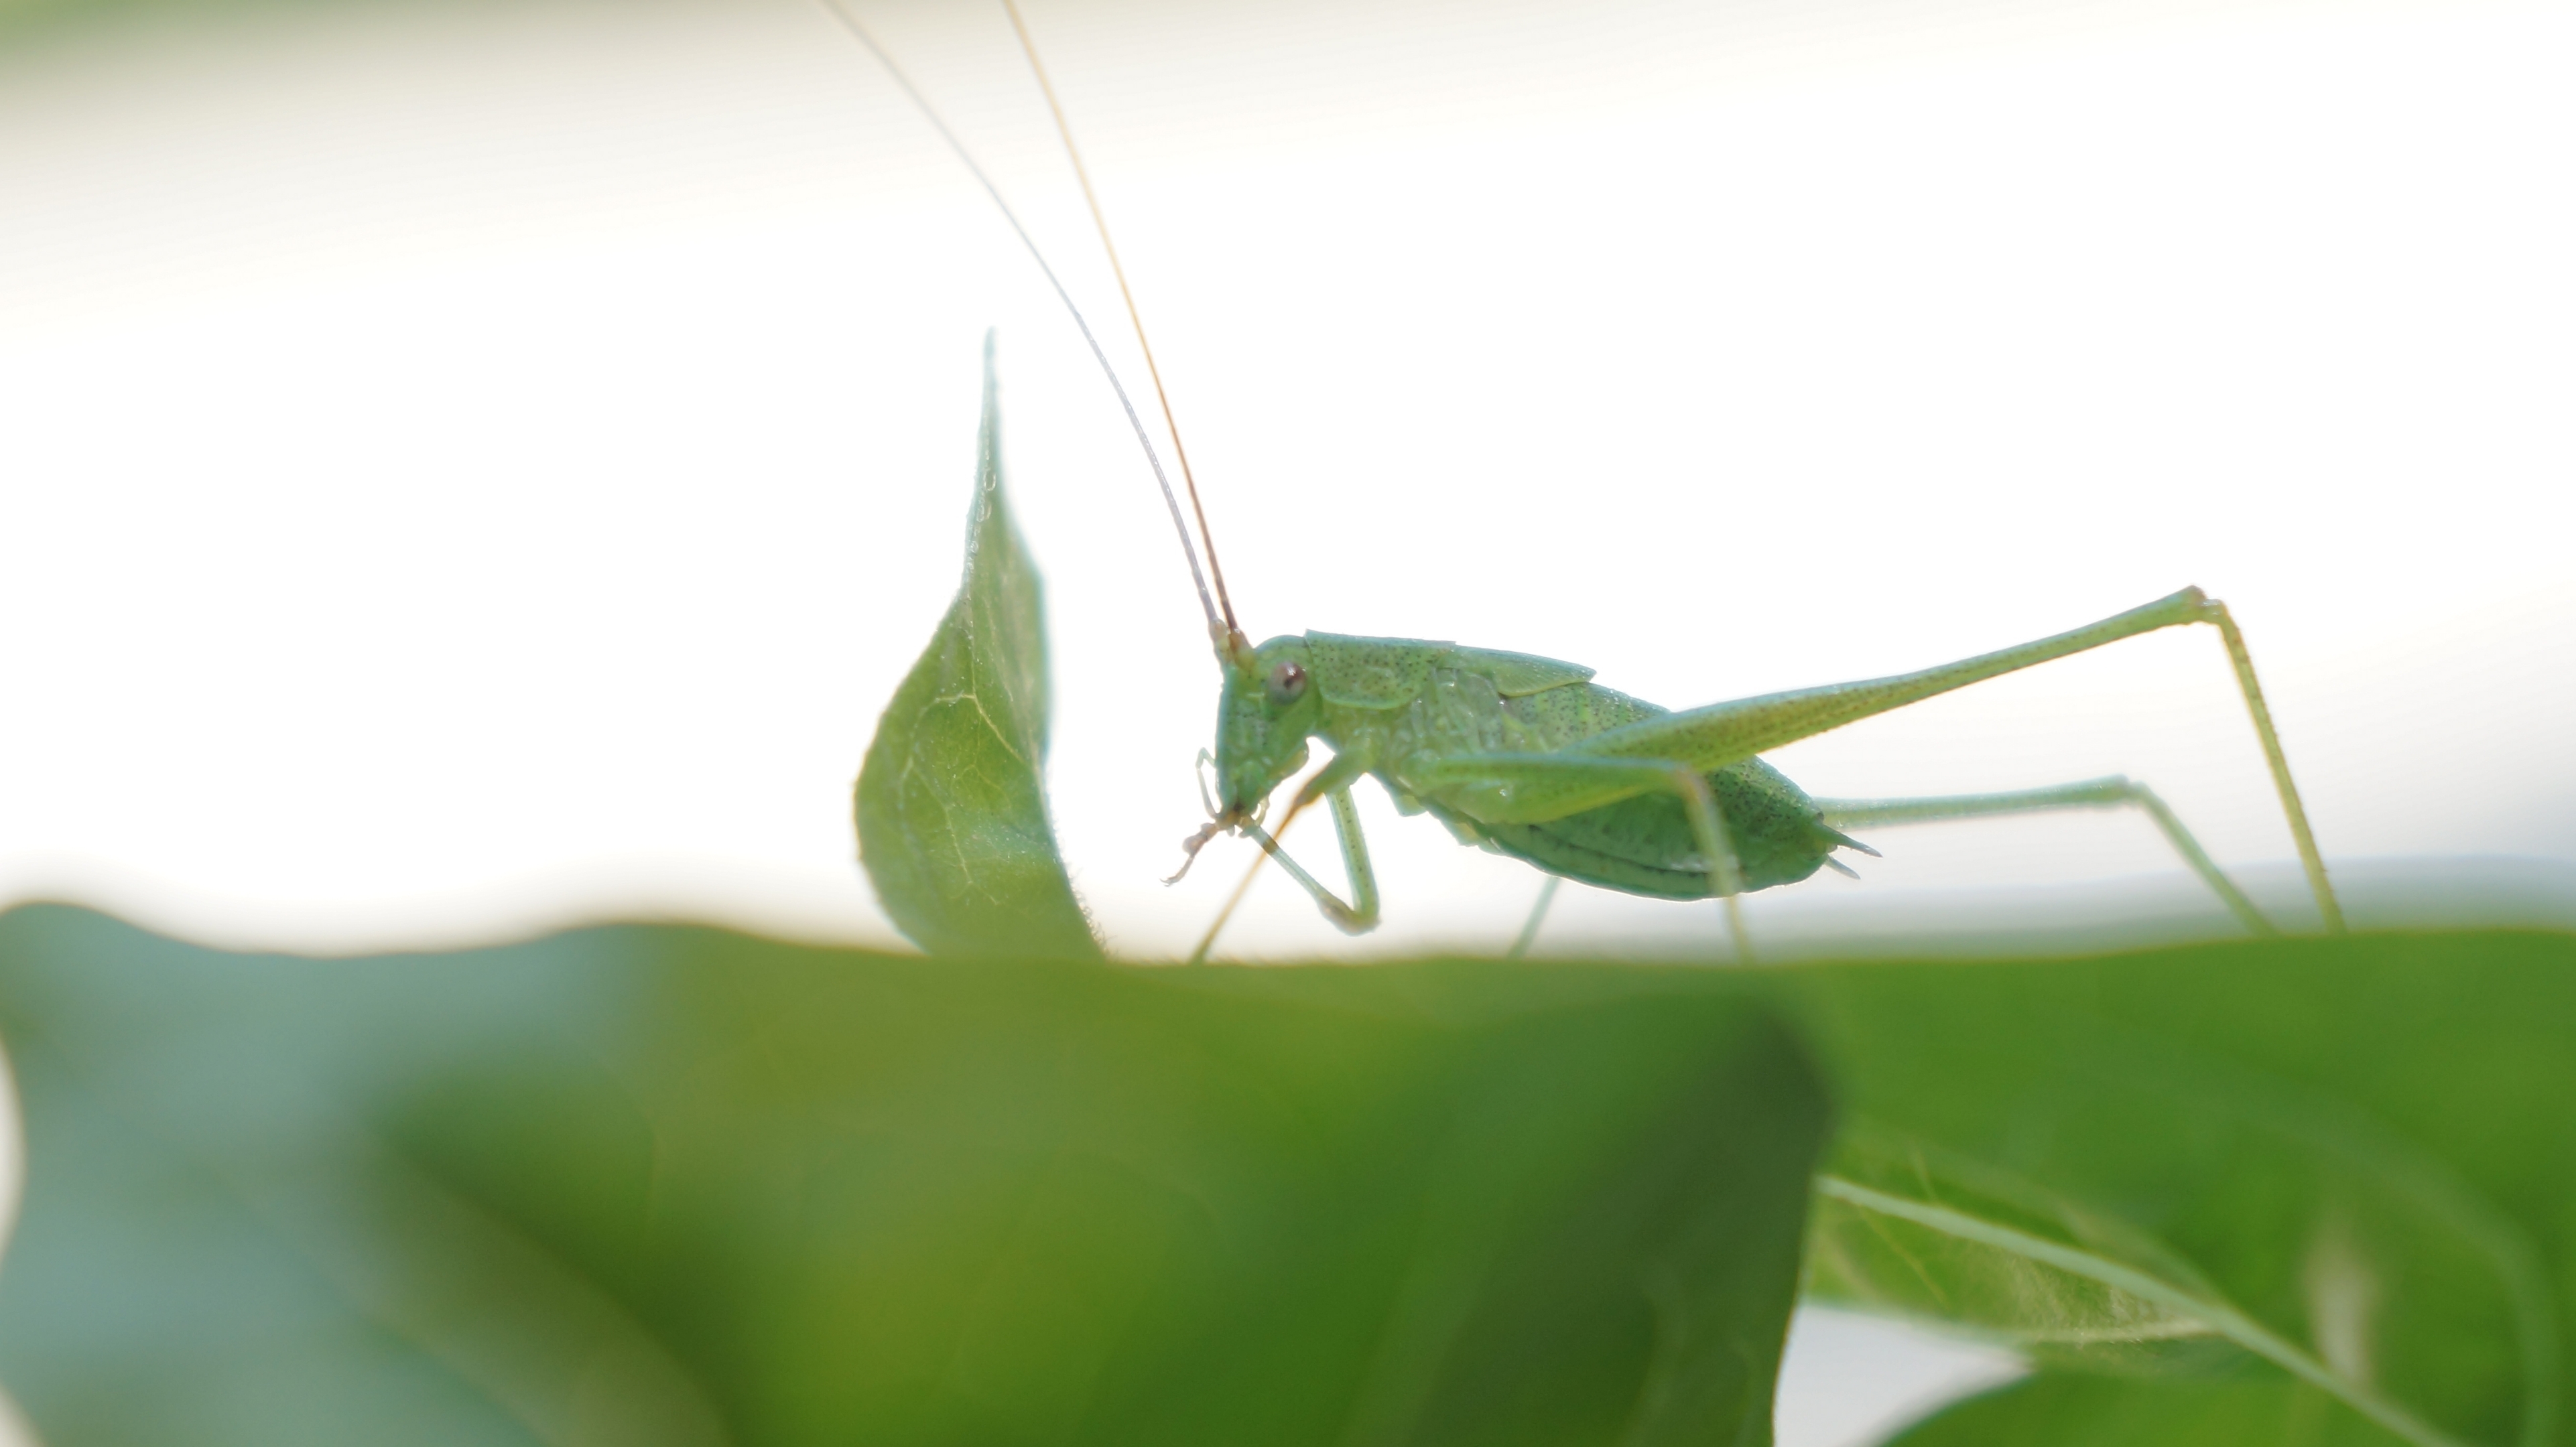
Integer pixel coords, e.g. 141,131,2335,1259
854,334,1096,959
1884,1371,2418,1447
1774,934,2571,1447
0,906,1829,1446
1807,1127,2238,1371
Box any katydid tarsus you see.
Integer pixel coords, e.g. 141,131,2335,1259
826,1,2345,962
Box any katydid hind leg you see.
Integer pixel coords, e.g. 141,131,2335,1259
1817,776,2278,937
1552,589,2341,933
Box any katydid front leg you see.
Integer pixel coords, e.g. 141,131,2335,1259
1224,748,1382,936
1185,751,1384,964
1240,784,1380,935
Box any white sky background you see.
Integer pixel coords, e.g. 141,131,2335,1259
0,0,2570,963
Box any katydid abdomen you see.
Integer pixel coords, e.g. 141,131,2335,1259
1447,756,1841,900
1277,640,1850,900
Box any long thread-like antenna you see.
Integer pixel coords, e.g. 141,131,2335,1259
1000,0,1242,654
814,0,1227,651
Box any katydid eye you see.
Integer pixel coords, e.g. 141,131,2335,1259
1265,662,1309,707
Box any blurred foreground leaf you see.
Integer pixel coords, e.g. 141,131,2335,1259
854,336,1096,959
0,904,1826,1446
3,912,2568,1446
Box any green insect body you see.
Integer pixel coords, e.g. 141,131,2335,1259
1191,589,2345,960
1216,634,1854,902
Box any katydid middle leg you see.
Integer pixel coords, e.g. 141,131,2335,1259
1815,776,2278,936
1507,876,1561,959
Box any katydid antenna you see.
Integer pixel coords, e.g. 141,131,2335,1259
814,0,1246,662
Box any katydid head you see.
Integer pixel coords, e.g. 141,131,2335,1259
1167,636,1322,881
1214,635,1322,821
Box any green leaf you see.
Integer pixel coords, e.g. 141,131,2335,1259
8,908,2567,1446
854,335,1097,959
0,904,1829,1446
1773,933,2571,1447
1884,1370,2417,1447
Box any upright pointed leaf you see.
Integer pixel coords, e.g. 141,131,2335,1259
855,336,1096,958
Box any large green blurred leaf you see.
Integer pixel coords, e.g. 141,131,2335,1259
854,336,1096,959
1773,933,2571,1447
0,903,1828,1446
4,906,2567,1446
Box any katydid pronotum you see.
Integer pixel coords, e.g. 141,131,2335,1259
825,1,2344,963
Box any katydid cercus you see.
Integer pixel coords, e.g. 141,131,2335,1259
826,0,2345,961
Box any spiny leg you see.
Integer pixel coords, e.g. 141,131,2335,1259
1815,776,2277,937
1460,588,2341,935
1506,876,1560,959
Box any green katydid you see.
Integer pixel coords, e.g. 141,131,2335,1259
826,0,2344,962
1182,590,2337,963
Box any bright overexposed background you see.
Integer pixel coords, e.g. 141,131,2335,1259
1,0,2567,1438
3,0,2569,966
3,0,2572,959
